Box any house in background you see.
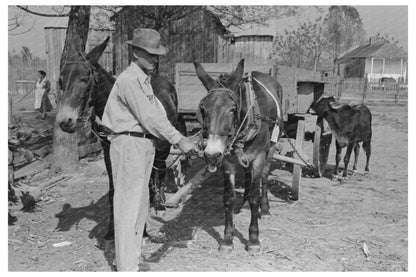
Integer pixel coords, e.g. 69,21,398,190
336,37,408,82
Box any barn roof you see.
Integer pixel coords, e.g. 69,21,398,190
338,40,408,61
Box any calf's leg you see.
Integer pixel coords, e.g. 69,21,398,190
342,142,355,178
334,141,342,178
352,143,360,174
362,140,371,173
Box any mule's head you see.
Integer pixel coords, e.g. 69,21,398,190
56,37,110,133
194,59,245,172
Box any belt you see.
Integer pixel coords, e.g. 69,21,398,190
117,131,156,140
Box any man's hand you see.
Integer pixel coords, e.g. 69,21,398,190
176,136,197,154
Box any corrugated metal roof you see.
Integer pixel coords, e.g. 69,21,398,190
338,41,408,60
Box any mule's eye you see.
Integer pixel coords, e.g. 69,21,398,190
80,77,89,83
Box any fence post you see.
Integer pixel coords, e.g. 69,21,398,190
362,74,368,105
395,82,400,104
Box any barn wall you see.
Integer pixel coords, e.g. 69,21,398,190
218,35,273,64
45,27,114,93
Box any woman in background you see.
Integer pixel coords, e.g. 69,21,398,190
34,70,52,119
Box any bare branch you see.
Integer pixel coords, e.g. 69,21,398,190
16,5,70,17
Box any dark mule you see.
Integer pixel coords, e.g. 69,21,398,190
309,96,372,181
55,37,182,239
194,59,283,254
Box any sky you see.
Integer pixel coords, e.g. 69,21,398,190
7,5,409,60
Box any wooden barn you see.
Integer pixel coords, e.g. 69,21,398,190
111,7,277,81
44,27,114,94
336,37,408,82
219,22,275,64
111,7,228,81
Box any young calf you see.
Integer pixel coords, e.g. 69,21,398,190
309,97,372,180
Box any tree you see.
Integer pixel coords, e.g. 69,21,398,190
272,17,324,70
322,6,365,69
53,6,91,174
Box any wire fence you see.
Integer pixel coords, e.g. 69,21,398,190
327,77,408,105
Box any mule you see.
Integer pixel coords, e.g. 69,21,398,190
194,59,283,254
55,36,182,240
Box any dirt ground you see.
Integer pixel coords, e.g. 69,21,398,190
8,95,408,271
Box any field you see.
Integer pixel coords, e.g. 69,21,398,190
8,95,408,271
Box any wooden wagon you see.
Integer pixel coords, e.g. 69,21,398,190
173,62,333,200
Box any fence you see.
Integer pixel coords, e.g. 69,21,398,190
334,78,408,105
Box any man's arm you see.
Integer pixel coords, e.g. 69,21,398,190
120,77,183,145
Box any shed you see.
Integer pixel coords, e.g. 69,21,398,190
44,27,114,93
336,37,408,82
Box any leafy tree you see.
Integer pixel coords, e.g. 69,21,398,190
322,6,366,66
272,17,324,70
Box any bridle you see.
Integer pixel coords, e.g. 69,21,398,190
196,82,252,155
60,57,98,128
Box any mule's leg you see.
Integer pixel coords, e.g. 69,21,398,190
261,147,275,216
102,141,115,241
235,166,252,214
334,140,342,179
362,140,371,173
247,153,266,254
342,142,355,178
219,160,236,254
352,142,360,174
150,147,170,211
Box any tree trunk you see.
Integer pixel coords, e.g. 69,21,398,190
53,6,90,174
59,6,91,70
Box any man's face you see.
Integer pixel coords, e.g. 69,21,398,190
134,48,159,74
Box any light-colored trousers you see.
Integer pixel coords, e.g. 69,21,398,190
109,135,155,271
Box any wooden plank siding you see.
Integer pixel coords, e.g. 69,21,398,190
112,8,227,82
44,27,114,95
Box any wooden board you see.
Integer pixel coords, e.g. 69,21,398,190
175,62,273,114
292,118,305,201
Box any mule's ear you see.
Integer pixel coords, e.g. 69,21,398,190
86,36,110,64
228,59,245,89
194,62,216,91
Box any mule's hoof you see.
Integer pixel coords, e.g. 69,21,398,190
352,170,358,176
247,244,261,255
332,175,340,182
218,244,234,255
364,170,370,175
261,210,272,219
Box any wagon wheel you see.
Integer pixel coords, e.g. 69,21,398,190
313,116,332,177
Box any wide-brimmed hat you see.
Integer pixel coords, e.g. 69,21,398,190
126,28,166,55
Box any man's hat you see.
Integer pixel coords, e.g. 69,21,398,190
126,28,166,55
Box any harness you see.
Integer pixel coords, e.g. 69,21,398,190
61,57,100,132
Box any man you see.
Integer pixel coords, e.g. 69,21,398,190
102,28,196,271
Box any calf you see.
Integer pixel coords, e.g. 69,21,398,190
309,96,372,180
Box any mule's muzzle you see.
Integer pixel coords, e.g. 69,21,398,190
58,118,77,133
204,151,224,173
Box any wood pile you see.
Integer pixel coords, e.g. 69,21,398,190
8,118,103,211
